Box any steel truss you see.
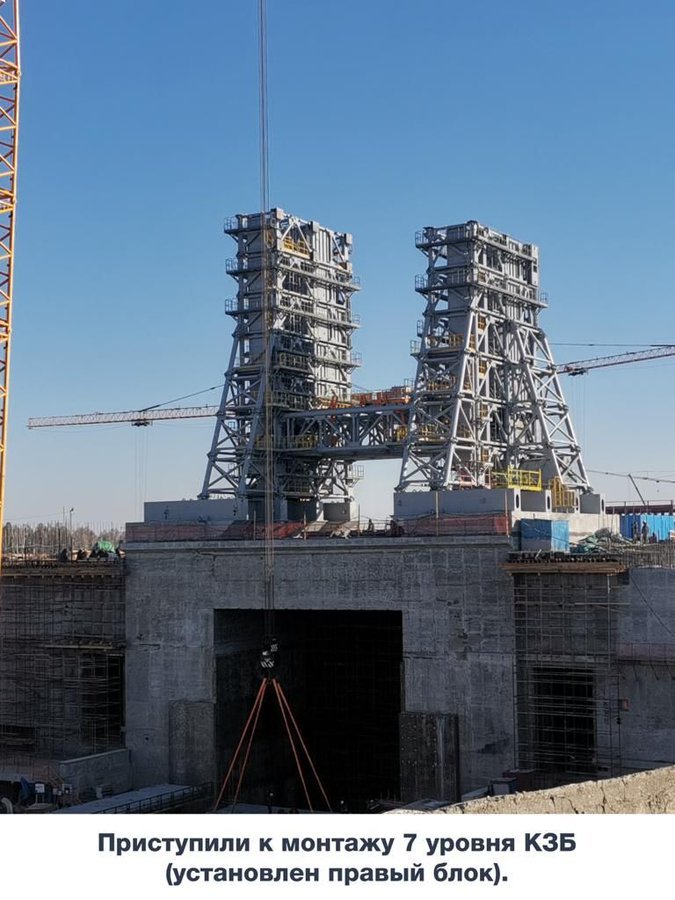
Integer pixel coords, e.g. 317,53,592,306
398,221,589,492
200,209,360,512
200,213,588,515
282,404,409,459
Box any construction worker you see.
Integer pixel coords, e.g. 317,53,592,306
641,521,650,544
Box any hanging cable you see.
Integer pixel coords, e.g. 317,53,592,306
589,469,675,485
258,0,276,647
211,678,332,812
211,0,334,815
139,384,223,412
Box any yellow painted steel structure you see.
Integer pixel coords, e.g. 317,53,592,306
492,467,542,492
550,476,577,511
0,2,20,571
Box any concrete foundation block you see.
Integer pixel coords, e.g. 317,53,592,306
395,489,520,519
400,712,459,803
579,493,606,515
145,499,239,524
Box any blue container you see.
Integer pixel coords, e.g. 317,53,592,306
520,519,570,552
620,514,675,541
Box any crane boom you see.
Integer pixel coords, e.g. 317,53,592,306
27,343,675,431
557,345,675,376
0,1,20,571
27,405,220,428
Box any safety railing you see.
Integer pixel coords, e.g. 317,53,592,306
282,235,311,258
492,467,542,492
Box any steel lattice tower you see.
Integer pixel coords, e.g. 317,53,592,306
0,2,20,569
397,221,589,493
200,208,361,519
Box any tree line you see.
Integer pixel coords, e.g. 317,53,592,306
3,522,124,557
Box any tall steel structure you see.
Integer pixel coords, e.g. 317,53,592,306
0,1,20,568
398,221,589,493
200,208,361,518
33,215,599,518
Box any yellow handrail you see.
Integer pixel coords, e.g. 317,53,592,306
492,467,542,491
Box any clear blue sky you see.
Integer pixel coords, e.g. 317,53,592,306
7,0,675,527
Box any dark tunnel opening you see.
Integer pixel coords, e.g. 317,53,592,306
214,609,403,812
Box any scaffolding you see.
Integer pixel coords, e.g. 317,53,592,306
0,561,125,778
508,558,627,784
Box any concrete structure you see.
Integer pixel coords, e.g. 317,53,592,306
145,499,237,524
122,532,675,810
125,533,516,809
0,562,128,808
2,522,675,811
0,562,125,765
5,213,675,814
57,749,131,797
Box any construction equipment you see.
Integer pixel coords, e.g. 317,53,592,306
212,667,331,814
0,1,20,572
558,345,675,376
28,405,220,428
210,0,331,813
27,343,675,433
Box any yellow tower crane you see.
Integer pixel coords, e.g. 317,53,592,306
0,1,20,572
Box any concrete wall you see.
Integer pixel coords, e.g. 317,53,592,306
616,567,675,772
395,489,521,518
124,535,517,800
144,499,237,523
400,713,458,801
58,748,131,797
406,765,675,814
124,538,675,805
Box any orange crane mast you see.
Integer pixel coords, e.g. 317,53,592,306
0,1,20,571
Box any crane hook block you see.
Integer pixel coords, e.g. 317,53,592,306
259,637,279,674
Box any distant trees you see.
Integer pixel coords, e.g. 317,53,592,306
2,522,125,558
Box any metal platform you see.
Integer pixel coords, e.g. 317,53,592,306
53,782,211,814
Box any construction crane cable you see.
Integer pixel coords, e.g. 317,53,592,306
214,0,332,806
211,677,331,812
230,685,267,809
557,344,675,375
275,679,332,811
30,344,675,430
139,384,223,412
273,679,313,811
258,0,276,644
552,342,674,348
588,469,675,485
212,679,266,811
